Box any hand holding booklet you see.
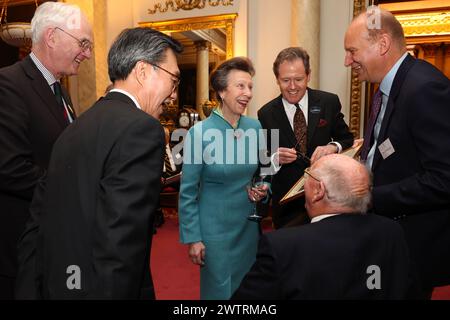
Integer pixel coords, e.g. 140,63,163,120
279,140,363,205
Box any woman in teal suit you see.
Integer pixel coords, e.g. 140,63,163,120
179,57,268,300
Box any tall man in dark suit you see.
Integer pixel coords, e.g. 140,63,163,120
15,28,183,299
344,7,450,298
232,154,410,300
0,2,93,299
258,47,354,229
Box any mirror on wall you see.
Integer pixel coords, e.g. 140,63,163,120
139,14,237,130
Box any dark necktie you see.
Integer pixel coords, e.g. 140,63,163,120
293,103,307,154
360,89,383,161
53,81,69,122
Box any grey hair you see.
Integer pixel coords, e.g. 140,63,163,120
31,2,85,44
108,27,183,82
210,57,255,104
315,164,372,213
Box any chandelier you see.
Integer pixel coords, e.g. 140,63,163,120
148,0,233,15
0,0,38,48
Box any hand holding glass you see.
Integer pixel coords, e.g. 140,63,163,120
246,176,268,222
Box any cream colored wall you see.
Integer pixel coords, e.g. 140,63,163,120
247,0,291,118
320,0,354,120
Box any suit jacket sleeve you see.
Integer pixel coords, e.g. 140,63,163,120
231,234,280,300
94,116,164,298
373,78,450,214
0,71,44,200
15,175,47,299
178,125,203,244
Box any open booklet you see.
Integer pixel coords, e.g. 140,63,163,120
279,140,363,205
162,172,182,186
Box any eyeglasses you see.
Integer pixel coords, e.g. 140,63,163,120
304,167,321,182
55,27,93,52
150,63,180,91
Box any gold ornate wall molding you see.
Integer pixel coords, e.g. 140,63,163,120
395,11,450,44
148,0,233,15
349,0,365,138
139,14,236,59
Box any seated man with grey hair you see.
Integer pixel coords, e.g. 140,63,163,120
232,154,410,300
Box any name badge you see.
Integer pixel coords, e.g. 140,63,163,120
378,138,395,159
310,106,321,114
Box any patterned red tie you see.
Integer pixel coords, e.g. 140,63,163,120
360,89,383,161
293,103,307,154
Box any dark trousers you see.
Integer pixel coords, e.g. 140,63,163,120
0,275,15,300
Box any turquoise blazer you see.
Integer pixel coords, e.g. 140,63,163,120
179,111,264,299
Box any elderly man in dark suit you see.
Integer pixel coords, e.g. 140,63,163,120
15,27,183,299
232,154,410,300
0,2,93,299
258,47,354,229
345,7,450,298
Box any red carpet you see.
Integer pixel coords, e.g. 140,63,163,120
151,214,450,300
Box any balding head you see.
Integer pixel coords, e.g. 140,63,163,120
344,6,407,83
355,6,406,50
305,154,372,216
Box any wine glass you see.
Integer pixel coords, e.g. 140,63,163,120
246,175,267,222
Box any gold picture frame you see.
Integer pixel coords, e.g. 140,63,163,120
138,14,237,59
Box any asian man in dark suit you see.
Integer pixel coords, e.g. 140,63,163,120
15,27,183,299
345,7,450,298
232,154,410,300
0,2,93,299
258,47,354,229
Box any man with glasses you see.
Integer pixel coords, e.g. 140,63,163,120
16,28,182,299
0,2,92,299
258,47,354,229
233,154,410,299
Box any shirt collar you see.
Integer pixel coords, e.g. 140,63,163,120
109,88,142,110
29,52,58,86
282,90,308,111
311,213,341,223
380,52,408,96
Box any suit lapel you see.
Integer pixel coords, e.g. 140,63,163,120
22,56,69,129
372,54,415,169
272,95,298,147
306,88,321,149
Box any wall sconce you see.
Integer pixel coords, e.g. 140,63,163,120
148,0,234,15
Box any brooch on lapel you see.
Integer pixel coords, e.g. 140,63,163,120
318,119,328,128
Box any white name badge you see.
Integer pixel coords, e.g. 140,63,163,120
378,138,395,159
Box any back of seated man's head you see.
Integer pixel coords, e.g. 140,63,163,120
304,154,371,218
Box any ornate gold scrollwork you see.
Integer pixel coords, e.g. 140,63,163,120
139,14,236,59
349,0,365,138
148,0,234,15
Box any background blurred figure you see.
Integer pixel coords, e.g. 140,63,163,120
258,47,353,229
0,2,92,299
179,57,268,300
345,7,450,298
233,154,410,300
15,27,182,299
